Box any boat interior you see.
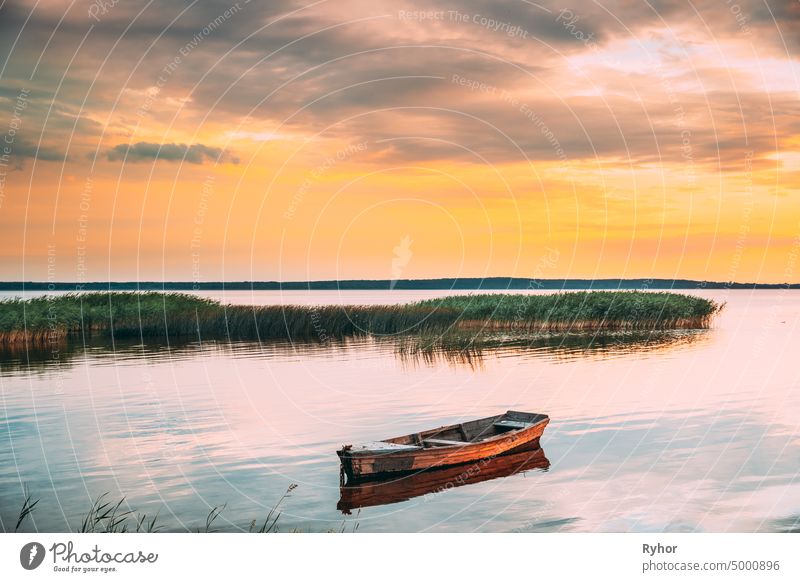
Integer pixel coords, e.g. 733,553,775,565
378,410,548,450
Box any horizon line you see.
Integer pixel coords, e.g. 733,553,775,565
0,277,798,290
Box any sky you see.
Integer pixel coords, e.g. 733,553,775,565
0,0,798,283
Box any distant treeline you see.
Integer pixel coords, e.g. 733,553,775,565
0,278,797,291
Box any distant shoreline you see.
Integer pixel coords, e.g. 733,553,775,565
0,278,796,291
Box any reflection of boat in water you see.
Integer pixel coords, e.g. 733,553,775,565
337,410,549,481
338,443,549,513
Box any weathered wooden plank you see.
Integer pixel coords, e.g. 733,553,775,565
424,438,468,447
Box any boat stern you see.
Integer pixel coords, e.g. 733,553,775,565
337,445,356,481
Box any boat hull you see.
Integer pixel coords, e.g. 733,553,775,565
338,414,549,481
338,443,549,513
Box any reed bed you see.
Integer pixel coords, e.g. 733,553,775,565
0,291,722,347
9,485,359,534
414,291,723,332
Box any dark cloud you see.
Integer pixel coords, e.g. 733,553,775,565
106,142,239,164
0,139,67,171
304,87,798,170
0,0,797,171
0,84,104,165
8,139,68,162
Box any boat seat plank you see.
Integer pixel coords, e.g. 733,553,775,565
424,438,467,447
493,420,534,430
350,441,422,452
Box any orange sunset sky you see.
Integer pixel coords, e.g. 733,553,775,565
0,0,798,283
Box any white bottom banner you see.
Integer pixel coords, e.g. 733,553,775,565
1,533,797,581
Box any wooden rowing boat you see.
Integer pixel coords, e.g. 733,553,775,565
338,443,549,513
337,410,549,482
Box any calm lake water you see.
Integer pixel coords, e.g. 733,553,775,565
1,289,799,532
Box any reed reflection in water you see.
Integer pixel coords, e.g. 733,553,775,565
0,327,708,374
